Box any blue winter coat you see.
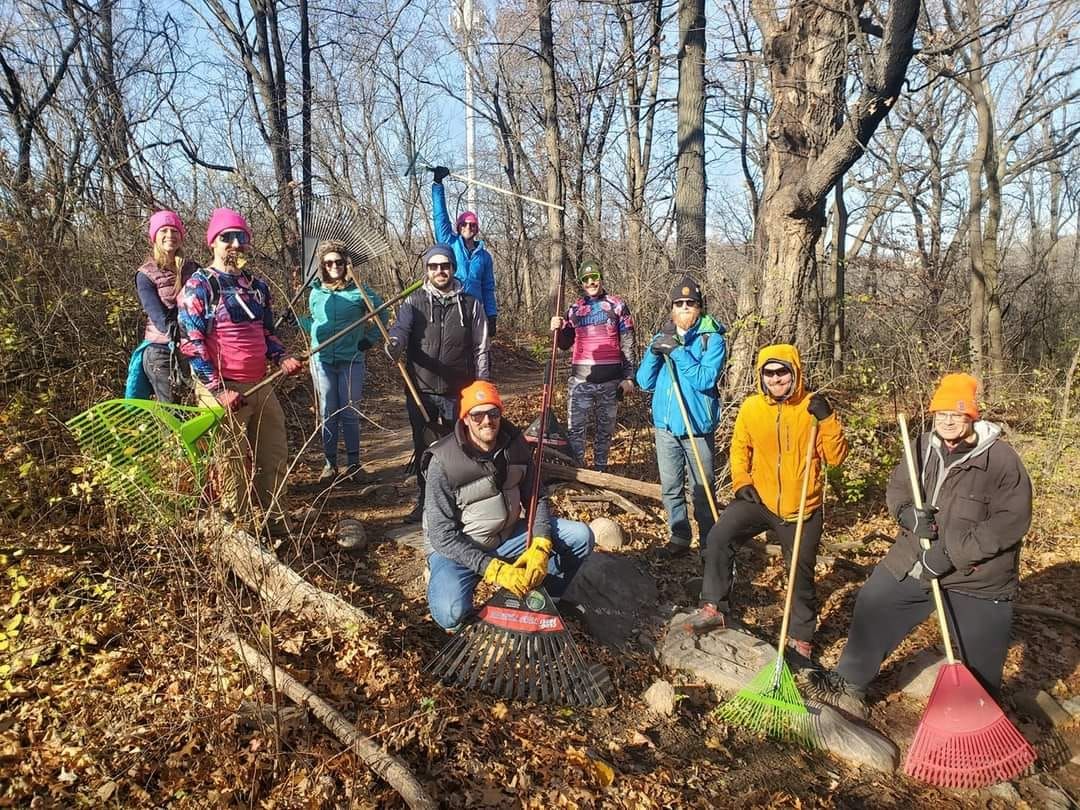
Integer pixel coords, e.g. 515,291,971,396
635,314,727,437
305,279,388,365
432,183,497,318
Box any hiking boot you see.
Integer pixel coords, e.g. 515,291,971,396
319,462,337,484
342,464,379,485
404,503,423,524
681,603,728,635
657,542,691,560
807,669,869,720
787,638,814,661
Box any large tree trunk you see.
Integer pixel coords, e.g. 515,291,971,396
675,0,706,279
538,0,565,309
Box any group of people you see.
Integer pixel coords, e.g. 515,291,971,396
131,170,1032,714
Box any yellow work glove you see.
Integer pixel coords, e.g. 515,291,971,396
483,558,531,598
513,537,554,591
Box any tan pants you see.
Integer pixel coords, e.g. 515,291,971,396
196,379,289,520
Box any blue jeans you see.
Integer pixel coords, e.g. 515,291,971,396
426,518,594,630
655,428,716,548
313,355,366,468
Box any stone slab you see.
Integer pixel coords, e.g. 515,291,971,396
563,551,657,649
896,648,947,699
384,525,425,552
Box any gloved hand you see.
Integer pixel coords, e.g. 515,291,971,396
734,485,762,504
651,333,680,357
488,316,497,338
513,537,554,591
918,540,954,581
897,504,938,540
808,393,832,420
550,316,565,331
483,558,531,598
618,379,634,397
384,336,403,362
433,165,450,184
280,356,304,376
214,389,246,412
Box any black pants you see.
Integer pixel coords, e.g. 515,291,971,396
836,564,1013,697
407,391,459,506
701,499,823,642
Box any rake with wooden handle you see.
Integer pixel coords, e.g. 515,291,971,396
897,413,1036,788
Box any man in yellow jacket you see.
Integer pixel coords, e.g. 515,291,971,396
683,344,848,659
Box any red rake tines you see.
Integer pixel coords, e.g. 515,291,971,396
424,588,606,708
903,663,1036,789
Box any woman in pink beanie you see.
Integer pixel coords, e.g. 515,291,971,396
126,210,197,403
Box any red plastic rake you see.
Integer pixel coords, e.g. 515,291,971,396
897,414,1036,788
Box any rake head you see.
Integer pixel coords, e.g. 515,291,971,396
903,662,1036,788
425,588,606,707
301,196,393,275
715,656,816,748
66,398,219,517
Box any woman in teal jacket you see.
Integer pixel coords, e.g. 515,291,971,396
307,241,388,483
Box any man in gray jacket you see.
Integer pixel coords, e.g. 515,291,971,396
422,380,594,632
810,373,1032,717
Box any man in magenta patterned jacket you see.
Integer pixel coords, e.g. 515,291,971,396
178,208,304,535
549,258,635,472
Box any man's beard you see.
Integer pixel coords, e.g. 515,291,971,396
673,309,698,331
430,274,452,290
223,251,239,268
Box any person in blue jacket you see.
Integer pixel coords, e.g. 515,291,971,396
431,166,498,335
305,240,388,484
636,276,727,559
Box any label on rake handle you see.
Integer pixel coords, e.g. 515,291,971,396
476,604,565,634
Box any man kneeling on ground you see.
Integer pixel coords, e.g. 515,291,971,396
423,381,594,632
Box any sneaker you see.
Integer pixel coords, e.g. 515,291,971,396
657,542,691,560
806,669,869,720
787,638,814,660
680,603,728,635
319,462,337,484
404,503,423,524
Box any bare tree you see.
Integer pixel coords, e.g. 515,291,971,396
675,0,706,279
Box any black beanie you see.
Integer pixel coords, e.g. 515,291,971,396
423,243,456,270
670,275,703,304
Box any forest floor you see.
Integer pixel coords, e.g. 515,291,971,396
3,337,1080,808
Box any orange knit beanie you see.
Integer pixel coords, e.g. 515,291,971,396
459,381,504,419
929,373,980,420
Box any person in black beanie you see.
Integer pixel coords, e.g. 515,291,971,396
386,244,490,522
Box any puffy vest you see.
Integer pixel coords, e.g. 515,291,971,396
138,258,196,344
406,287,480,395
426,421,532,548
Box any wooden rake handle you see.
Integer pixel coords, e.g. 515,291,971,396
661,354,719,521
897,413,956,665
775,418,818,662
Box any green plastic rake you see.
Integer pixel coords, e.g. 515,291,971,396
716,420,820,748
67,278,422,517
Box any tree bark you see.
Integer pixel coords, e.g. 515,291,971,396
537,0,565,310
675,0,706,279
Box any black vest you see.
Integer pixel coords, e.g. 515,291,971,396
406,287,479,395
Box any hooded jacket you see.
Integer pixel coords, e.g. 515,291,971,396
306,279,387,365
432,183,497,318
730,344,848,521
883,421,1031,599
635,314,727,436
387,278,490,396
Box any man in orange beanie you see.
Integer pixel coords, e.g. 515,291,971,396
420,381,593,631
810,373,1032,717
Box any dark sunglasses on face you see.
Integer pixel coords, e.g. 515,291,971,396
459,221,477,229
218,230,250,245
673,299,699,308
762,368,790,379
323,259,347,267
427,261,453,272
467,407,501,424
580,273,601,284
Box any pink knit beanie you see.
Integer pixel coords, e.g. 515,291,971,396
148,210,186,243
205,208,252,247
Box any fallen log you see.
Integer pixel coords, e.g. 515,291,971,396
542,462,662,502
212,515,372,632
226,633,436,810
568,490,646,516
1015,603,1080,629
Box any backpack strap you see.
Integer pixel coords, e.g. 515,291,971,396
204,270,222,336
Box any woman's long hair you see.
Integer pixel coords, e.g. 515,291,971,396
317,240,351,291
150,243,188,296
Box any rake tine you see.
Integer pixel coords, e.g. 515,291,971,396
460,628,489,690
550,635,578,705
516,633,530,702
481,626,510,695
535,636,550,705
529,635,543,704
493,632,516,699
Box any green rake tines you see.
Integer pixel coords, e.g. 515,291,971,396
716,656,814,747
66,398,223,517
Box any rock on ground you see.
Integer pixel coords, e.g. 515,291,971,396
562,551,657,649
896,648,947,698
659,612,900,773
642,679,676,716
337,518,367,551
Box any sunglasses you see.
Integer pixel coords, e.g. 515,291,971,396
218,230,250,245
762,368,790,379
580,273,601,284
934,412,968,424
459,221,478,229
427,261,453,272
673,299,699,308
467,407,501,424
323,259,347,267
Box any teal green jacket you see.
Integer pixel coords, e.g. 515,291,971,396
303,279,388,364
